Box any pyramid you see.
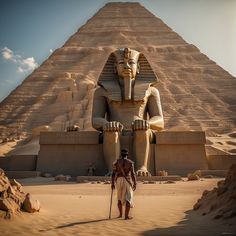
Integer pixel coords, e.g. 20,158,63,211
0,2,235,144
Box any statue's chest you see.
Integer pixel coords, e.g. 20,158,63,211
107,99,148,115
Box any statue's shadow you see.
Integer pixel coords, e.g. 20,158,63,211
141,210,236,236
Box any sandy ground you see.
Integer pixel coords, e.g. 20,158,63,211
0,178,235,236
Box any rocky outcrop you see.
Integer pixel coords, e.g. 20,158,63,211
0,2,235,145
194,164,236,220
0,168,40,219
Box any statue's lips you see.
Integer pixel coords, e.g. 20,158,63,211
122,69,132,77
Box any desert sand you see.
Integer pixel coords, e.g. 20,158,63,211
0,177,235,236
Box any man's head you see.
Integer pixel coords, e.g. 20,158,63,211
113,48,140,100
121,149,129,159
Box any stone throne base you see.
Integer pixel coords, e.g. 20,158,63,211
36,131,208,176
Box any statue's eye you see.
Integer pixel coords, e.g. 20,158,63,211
129,61,136,65
118,62,124,65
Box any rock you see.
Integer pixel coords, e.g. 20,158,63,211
193,164,236,220
0,197,20,213
42,173,53,178
54,174,71,181
0,170,37,219
203,175,213,178
2,138,9,143
157,170,168,176
22,193,40,213
0,170,10,192
104,181,111,184
9,179,23,192
163,180,176,184
187,173,200,181
66,125,80,132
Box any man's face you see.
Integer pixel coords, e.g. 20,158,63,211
115,57,139,79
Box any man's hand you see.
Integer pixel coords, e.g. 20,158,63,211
132,120,149,131
111,183,115,190
103,121,123,132
132,183,137,191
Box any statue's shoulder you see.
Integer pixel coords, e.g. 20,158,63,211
148,86,160,98
94,86,107,97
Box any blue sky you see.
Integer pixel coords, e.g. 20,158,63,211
0,0,235,102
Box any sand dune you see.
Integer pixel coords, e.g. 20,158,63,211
0,178,235,236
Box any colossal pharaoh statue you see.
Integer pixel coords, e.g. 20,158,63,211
92,48,164,176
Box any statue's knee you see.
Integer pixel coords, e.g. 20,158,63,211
134,130,149,143
103,131,120,143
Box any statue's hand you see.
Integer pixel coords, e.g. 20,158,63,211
103,121,123,132
132,120,150,131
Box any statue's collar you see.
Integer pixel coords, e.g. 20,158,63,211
98,79,151,102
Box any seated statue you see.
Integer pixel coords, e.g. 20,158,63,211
92,48,164,176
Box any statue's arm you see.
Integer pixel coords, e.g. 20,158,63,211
147,87,164,131
92,87,108,131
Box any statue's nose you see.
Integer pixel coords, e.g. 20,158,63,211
124,61,131,69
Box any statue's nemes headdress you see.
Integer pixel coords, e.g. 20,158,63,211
97,48,159,101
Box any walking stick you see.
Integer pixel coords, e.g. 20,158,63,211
109,187,113,219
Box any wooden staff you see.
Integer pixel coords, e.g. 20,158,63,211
109,188,114,219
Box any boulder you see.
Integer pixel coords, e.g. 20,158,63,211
55,174,71,181
0,169,39,219
0,197,20,213
22,193,40,213
187,173,200,181
193,164,236,221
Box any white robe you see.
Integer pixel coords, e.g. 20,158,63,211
116,177,134,207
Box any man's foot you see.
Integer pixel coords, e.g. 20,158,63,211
117,215,122,218
136,166,151,177
124,216,133,220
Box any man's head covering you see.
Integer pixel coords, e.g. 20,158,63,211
121,149,129,158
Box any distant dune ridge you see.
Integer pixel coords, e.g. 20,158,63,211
0,3,235,154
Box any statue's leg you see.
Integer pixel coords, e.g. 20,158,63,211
133,129,152,176
103,131,120,174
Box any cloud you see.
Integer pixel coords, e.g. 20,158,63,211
49,49,53,53
1,47,38,73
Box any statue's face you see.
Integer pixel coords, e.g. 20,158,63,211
116,58,139,79
115,48,139,79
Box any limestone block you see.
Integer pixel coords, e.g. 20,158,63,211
156,131,206,144
39,131,100,145
155,131,208,175
22,193,40,213
56,91,73,103
32,125,51,137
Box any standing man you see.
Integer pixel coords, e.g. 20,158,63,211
111,149,137,220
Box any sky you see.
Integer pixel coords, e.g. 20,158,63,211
0,0,235,102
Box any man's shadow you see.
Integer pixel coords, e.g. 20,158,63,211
39,218,113,232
